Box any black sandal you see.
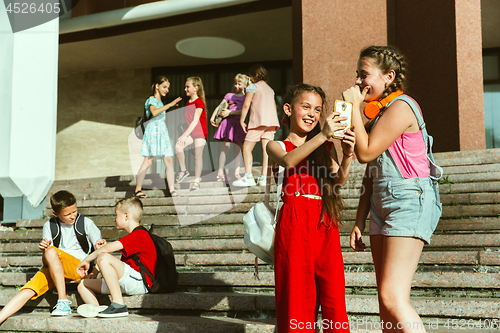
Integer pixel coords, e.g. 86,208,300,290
175,170,190,183
133,190,147,198
170,190,180,198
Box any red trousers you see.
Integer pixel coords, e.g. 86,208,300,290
274,196,350,332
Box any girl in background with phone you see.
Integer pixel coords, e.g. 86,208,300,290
267,83,355,333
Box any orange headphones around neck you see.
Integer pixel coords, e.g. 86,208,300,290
363,90,403,119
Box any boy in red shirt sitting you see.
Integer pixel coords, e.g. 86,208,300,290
76,197,157,318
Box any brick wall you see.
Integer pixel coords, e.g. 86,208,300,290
56,68,151,180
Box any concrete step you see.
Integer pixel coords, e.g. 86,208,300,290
40,201,500,222
433,148,500,167
0,290,499,322
4,217,500,246
2,271,500,290
37,191,500,211
0,312,276,333
1,249,496,269
14,216,500,237
1,233,500,255
2,312,500,333
46,172,500,201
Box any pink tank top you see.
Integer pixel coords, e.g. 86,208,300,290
387,97,429,179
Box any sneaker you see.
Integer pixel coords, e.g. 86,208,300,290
96,302,129,318
77,304,108,318
232,177,256,187
258,177,266,186
51,299,72,316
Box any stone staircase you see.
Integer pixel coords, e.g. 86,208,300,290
0,149,500,332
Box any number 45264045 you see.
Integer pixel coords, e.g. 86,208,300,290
5,3,61,14
444,318,498,329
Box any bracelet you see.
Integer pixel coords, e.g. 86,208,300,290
343,152,354,158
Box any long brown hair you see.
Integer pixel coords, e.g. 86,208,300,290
248,64,267,83
283,83,344,227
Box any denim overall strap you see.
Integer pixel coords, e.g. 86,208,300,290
369,111,405,182
386,95,443,181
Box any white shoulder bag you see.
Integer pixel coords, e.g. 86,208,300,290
243,141,285,265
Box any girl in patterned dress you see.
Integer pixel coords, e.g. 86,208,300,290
210,73,250,181
134,76,182,198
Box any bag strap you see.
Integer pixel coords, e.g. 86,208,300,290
386,95,443,181
131,225,155,292
264,141,285,221
145,98,154,121
73,214,92,255
49,217,61,248
274,141,285,219
255,141,286,279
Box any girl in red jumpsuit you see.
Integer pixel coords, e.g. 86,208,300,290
266,84,356,332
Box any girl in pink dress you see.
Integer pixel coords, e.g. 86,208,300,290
233,64,280,187
210,74,251,181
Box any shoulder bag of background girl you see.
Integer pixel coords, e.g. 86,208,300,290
243,141,285,265
134,107,152,140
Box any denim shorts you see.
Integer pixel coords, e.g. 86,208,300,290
369,177,442,244
101,262,148,295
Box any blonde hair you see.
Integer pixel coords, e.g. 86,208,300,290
115,197,143,223
186,76,206,106
233,74,251,92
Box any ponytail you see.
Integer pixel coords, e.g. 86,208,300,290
151,75,169,95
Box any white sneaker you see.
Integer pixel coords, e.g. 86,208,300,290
77,304,108,318
51,299,72,316
232,177,256,187
258,177,266,186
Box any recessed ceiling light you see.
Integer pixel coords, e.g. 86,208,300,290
176,37,245,59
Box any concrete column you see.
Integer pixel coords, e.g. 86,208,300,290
0,4,59,222
390,0,485,152
292,0,388,104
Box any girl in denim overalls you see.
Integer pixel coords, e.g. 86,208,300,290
343,46,442,333
267,84,356,332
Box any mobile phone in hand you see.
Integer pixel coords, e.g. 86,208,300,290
332,100,353,139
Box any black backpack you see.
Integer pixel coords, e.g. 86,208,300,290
50,214,96,271
134,107,152,140
50,214,93,255
131,225,178,293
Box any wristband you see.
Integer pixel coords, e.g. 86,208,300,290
343,152,354,158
